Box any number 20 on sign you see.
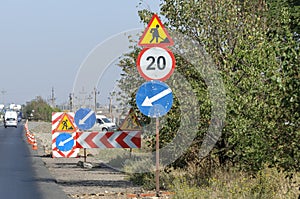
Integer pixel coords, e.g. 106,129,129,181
136,47,176,81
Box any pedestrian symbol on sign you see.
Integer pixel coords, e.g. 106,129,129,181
150,25,162,43
61,119,71,130
138,14,174,47
119,109,142,131
55,113,76,132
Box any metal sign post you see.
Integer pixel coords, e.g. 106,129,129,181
84,148,87,162
136,81,174,197
137,13,175,198
155,117,160,196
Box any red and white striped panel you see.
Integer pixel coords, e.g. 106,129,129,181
76,131,141,149
52,112,76,134
52,132,79,158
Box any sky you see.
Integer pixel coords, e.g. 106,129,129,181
0,0,160,106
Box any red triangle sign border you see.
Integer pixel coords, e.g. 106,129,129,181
138,14,174,47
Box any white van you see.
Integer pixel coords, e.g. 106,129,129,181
90,115,117,132
4,110,18,128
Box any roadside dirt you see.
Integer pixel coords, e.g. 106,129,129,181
27,121,144,199
41,156,141,199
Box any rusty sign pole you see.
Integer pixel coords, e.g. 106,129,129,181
136,13,175,199
84,148,87,162
155,117,160,196
80,128,87,162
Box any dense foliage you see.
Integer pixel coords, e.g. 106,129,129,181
118,0,299,173
23,96,60,122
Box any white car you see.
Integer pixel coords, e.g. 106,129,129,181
4,110,18,128
90,115,117,132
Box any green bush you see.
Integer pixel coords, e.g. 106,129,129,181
23,96,60,122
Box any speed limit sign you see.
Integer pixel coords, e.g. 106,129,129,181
136,47,176,81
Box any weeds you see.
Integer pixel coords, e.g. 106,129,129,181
125,162,299,198
171,165,299,199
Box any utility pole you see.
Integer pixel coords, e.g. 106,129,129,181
87,95,92,109
51,87,56,108
93,87,100,113
79,87,87,108
69,93,73,112
109,96,113,120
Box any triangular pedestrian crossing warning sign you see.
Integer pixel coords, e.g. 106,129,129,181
138,14,174,47
55,113,76,132
119,109,142,131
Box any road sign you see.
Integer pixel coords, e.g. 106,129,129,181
52,132,79,158
136,47,175,81
136,80,173,118
55,133,75,152
76,131,141,148
119,108,142,131
138,14,174,47
53,112,76,132
74,108,96,130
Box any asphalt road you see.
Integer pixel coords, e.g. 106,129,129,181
0,122,70,199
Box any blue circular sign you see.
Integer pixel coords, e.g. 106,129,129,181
136,80,173,118
56,133,74,152
74,108,96,130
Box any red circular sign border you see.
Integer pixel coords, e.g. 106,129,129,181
136,47,176,81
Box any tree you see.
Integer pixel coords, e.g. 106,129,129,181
23,96,60,122
118,0,299,172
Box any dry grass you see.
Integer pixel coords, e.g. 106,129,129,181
104,152,299,198
170,165,299,199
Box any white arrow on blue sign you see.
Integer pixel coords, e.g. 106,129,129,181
136,80,173,118
74,108,96,130
56,133,75,152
